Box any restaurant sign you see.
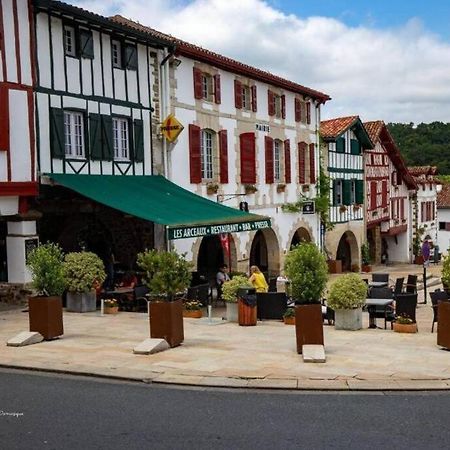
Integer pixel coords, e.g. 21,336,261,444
160,114,184,142
168,219,271,240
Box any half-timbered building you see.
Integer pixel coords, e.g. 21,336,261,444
437,183,450,257
364,121,416,264
320,116,373,272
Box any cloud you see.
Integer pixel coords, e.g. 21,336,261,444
73,0,450,123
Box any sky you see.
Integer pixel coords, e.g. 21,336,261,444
72,0,450,124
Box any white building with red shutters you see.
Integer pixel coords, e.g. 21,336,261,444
0,0,38,283
113,16,331,280
364,121,417,264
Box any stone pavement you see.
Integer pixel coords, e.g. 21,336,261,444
1,279,450,391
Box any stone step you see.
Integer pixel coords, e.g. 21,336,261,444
7,331,43,347
133,338,169,355
302,344,326,363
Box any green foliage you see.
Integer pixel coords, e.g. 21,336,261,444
361,243,371,266
327,273,368,310
221,275,252,303
387,122,450,174
184,300,202,311
283,307,295,318
413,226,426,256
137,250,192,301
442,254,450,287
63,252,106,293
284,243,328,304
27,242,66,296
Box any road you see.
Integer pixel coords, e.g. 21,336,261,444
0,368,447,449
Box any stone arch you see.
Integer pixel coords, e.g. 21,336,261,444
336,231,359,272
290,227,312,248
249,228,280,277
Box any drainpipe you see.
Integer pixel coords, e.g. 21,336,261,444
315,101,322,251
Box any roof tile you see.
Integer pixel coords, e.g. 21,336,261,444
320,116,359,139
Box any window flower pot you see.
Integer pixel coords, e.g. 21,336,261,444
339,205,347,213
206,183,219,195
29,296,64,340
302,184,310,193
244,184,258,194
393,322,417,333
276,183,286,193
149,299,184,348
295,304,324,354
183,309,202,318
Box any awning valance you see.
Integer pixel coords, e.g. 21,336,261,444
45,173,271,240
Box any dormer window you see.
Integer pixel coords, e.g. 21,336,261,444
64,26,76,57
112,40,122,68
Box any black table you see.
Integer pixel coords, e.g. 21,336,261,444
364,298,393,329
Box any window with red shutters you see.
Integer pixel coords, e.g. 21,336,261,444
0,86,9,152
265,136,274,184
306,102,311,124
193,67,203,99
219,129,228,184
268,90,275,116
381,180,388,207
281,95,286,119
309,143,316,184
234,80,242,109
240,132,256,184
214,74,221,104
284,139,291,183
370,181,377,210
294,98,301,122
189,124,202,183
298,142,307,184
251,85,257,112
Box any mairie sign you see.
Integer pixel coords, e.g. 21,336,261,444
160,114,184,142
168,219,271,240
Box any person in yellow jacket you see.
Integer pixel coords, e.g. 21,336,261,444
248,265,268,293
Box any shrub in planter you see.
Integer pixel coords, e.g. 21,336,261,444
222,275,253,322
327,273,367,330
284,243,328,352
283,307,295,325
27,243,66,339
64,251,106,312
442,254,450,292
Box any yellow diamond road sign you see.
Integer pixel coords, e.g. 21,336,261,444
161,114,184,142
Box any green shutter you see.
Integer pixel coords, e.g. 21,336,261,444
124,44,138,70
350,139,361,155
89,113,102,160
343,179,352,205
50,108,65,158
79,30,94,59
101,115,113,161
336,137,345,153
133,119,144,162
355,179,364,204
332,179,339,206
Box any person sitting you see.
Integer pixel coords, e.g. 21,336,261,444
249,265,268,293
216,264,230,302
117,271,138,311
118,271,138,289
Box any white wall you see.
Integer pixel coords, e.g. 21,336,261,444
437,208,450,256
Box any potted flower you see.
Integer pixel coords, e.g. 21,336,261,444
103,298,119,314
206,182,219,195
221,275,253,323
339,205,347,214
183,300,203,318
137,250,192,347
283,307,295,325
353,204,361,212
244,184,258,194
284,243,328,353
327,273,367,330
276,183,286,193
361,243,372,273
63,251,106,313
393,313,417,333
302,184,310,193
26,243,66,340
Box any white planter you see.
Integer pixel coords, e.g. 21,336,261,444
334,307,362,331
226,302,239,322
66,291,97,313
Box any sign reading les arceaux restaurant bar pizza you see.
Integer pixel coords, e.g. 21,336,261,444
169,219,271,240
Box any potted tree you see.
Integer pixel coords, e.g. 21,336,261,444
221,275,253,322
27,242,66,340
284,243,328,353
64,251,106,313
327,273,367,330
137,250,191,347
361,243,372,273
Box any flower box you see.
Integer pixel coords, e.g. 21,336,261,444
244,184,258,194
283,316,295,325
276,183,286,193
104,306,119,314
393,322,417,333
206,183,219,195
183,309,202,318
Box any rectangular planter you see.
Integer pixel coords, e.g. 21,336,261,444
295,304,324,354
327,260,342,274
438,302,450,349
334,308,362,330
225,302,239,322
66,291,97,312
29,296,64,340
149,299,184,348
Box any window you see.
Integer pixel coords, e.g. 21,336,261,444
112,40,122,68
273,140,282,182
334,179,343,205
201,130,214,180
201,74,213,101
64,26,76,57
242,85,251,110
274,94,282,118
64,111,84,158
112,118,129,160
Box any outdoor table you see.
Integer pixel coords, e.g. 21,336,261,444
368,281,388,288
364,298,393,329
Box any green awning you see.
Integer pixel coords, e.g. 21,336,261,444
45,173,271,240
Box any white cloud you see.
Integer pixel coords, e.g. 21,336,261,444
73,0,450,123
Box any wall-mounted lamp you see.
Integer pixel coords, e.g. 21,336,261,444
170,57,182,67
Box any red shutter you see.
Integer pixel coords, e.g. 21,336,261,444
281,94,286,119
0,86,9,152
219,129,228,184
421,202,425,222
298,142,306,184
240,132,256,184
193,67,203,99
265,136,274,184
234,80,242,109
381,180,388,207
189,124,201,183
214,74,221,104
370,181,377,210
306,102,311,124
400,198,405,219
251,85,257,112
294,98,301,122
309,143,316,184
268,90,275,116
284,139,291,183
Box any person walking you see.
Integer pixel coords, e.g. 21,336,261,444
216,264,230,302
248,265,268,293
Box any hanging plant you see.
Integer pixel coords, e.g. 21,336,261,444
244,184,258,194
339,205,347,213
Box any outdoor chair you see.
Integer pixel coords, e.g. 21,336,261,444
256,292,287,320
395,292,418,326
372,273,389,283
134,285,150,313
405,275,418,294
187,283,211,306
430,289,450,333
368,287,395,329
393,277,405,299
321,299,335,325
